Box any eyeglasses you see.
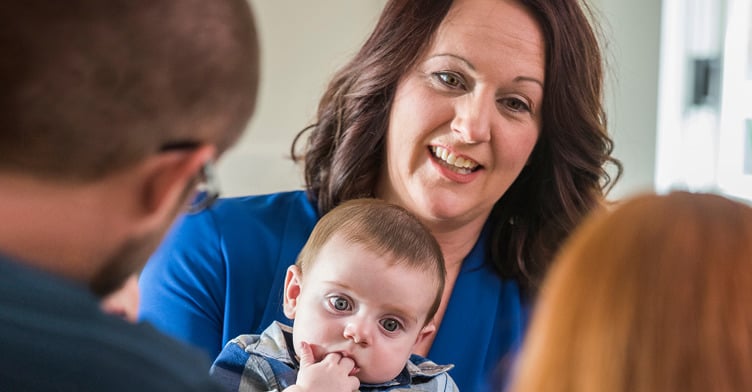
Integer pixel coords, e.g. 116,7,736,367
187,160,220,213
160,141,221,214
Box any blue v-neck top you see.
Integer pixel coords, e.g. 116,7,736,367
139,191,529,392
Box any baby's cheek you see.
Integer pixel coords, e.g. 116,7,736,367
308,342,329,363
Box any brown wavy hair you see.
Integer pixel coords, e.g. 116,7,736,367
291,0,621,294
509,191,752,392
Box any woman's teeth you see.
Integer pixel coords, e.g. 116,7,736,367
430,146,479,174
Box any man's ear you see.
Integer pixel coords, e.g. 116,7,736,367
413,321,437,349
133,144,215,233
283,265,303,319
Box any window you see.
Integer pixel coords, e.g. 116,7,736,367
656,0,752,202
717,0,752,199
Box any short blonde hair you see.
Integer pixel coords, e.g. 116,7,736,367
510,191,752,392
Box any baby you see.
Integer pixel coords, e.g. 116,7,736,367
210,198,458,391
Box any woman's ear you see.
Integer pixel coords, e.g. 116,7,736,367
283,265,303,319
134,144,215,233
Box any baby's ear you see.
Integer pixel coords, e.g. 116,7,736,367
413,321,437,348
283,265,302,319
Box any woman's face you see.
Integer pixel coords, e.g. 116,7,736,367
377,0,545,231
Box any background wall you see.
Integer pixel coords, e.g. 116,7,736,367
219,0,663,201
595,0,663,199
218,1,384,196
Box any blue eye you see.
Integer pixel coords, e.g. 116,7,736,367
380,318,401,332
328,296,351,311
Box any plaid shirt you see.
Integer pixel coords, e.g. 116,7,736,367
210,321,459,391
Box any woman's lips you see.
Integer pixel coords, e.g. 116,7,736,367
430,145,480,173
428,147,482,184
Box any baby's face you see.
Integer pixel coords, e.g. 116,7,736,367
284,234,438,384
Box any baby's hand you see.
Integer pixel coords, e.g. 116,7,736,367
286,341,360,392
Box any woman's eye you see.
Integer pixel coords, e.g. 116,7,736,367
435,72,464,89
328,296,351,311
380,318,401,332
501,97,531,113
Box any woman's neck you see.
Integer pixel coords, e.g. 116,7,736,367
411,217,486,357
428,218,486,270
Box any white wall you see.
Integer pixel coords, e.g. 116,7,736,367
217,1,384,196
594,0,663,199
219,0,663,201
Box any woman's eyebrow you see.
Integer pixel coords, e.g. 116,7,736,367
430,53,544,88
515,76,544,89
429,53,476,71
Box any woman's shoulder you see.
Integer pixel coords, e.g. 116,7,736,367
182,190,317,236
150,190,319,269
198,190,319,261
210,190,317,221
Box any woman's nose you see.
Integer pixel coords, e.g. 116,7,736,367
343,320,371,345
451,93,493,144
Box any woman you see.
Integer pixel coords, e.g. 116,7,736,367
139,0,620,390
508,191,752,392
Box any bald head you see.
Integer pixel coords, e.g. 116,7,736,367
0,0,259,181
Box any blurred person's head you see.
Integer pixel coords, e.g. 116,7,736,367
509,191,752,392
0,0,259,296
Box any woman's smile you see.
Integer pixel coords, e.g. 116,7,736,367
430,146,481,173
428,146,482,184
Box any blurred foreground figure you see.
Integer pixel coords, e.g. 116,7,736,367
101,274,140,323
0,0,259,390
509,191,752,392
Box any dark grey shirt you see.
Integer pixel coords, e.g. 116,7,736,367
0,253,223,391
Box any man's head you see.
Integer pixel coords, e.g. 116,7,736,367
0,0,258,180
284,199,446,383
0,0,259,296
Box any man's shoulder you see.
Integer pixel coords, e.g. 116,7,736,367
0,256,221,391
